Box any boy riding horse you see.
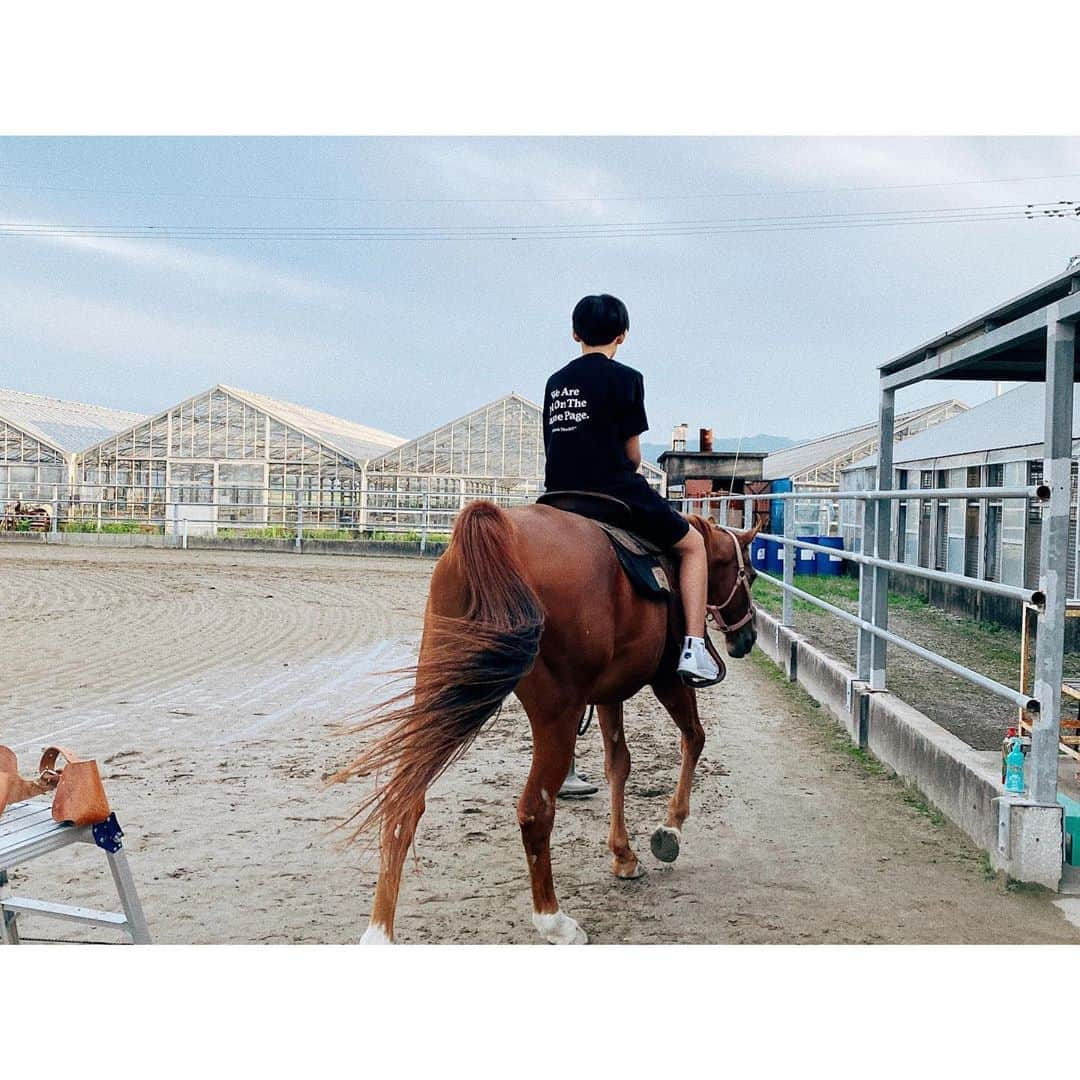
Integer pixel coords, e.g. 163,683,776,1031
543,294,720,687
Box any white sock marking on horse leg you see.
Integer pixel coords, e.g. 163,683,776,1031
359,921,393,945
532,909,588,945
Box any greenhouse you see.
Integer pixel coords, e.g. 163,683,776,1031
363,392,666,531
11,383,666,538
0,387,146,507
73,384,405,534
364,393,544,530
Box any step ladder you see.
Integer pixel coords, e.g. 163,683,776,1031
0,798,150,944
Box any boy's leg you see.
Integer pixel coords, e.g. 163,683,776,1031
673,526,707,639
617,483,717,685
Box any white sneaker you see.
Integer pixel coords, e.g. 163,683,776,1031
677,636,721,687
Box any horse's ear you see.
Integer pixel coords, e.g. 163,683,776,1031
686,515,710,539
732,523,760,547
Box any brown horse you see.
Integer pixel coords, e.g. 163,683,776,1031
336,500,759,944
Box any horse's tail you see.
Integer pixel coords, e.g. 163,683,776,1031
334,500,544,842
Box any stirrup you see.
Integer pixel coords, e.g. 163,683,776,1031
677,668,724,689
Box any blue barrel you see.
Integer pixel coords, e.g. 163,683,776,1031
764,538,781,574
796,535,818,575
751,537,767,573
769,479,791,537
815,535,844,576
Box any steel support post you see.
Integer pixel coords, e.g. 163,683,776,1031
782,496,794,627
856,498,876,680
869,387,895,690
1030,310,1075,805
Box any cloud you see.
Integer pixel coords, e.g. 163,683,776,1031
406,140,625,221
2,216,345,303
0,282,337,373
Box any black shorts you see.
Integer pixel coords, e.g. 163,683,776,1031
609,478,690,550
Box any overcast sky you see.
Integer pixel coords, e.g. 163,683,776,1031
2,137,1079,446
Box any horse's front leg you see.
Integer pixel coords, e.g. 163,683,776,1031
597,703,645,879
648,675,706,864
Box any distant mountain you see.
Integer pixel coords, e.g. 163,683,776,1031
642,434,796,465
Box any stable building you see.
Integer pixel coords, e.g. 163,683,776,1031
841,382,1077,595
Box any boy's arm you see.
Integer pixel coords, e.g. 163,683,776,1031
617,370,648,471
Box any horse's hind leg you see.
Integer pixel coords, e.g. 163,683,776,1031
360,790,427,944
648,675,706,864
515,682,588,944
598,703,644,880
361,625,439,945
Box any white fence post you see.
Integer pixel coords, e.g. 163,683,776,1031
782,496,794,628
869,387,896,691
1030,311,1075,805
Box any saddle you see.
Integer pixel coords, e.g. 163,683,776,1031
0,745,111,825
536,491,672,600
536,490,726,683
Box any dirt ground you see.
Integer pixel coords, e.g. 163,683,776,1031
756,578,1033,752
2,542,1077,944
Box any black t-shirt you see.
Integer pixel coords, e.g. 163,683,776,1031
542,352,649,493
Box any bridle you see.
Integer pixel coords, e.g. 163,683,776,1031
705,526,756,634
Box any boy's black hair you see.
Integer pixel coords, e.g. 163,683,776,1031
572,294,630,347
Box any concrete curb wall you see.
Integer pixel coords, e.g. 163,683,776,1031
0,531,446,559
755,608,1063,889
2,531,167,548
186,536,447,559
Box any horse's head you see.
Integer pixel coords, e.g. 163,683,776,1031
689,516,759,659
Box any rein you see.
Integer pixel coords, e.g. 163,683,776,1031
705,526,756,634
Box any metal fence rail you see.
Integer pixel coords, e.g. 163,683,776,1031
682,487,1046,722
751,571,1038,712
0,481,538,553
753,530,1044,606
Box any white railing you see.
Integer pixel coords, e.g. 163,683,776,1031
683,488,1047,714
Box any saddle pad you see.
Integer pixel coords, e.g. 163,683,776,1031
595,521,671,599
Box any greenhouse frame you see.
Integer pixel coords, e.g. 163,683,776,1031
0,387,146,506
364,391,665,530
73,384,405,534
6,383,666,538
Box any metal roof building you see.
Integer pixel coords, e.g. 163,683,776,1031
0,388,147,505
752,398,967,536
762,400,967,485
841,381,1078,595
851,382,1074,470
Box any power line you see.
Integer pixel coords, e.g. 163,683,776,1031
2,171,1080,205
1,200,1075,241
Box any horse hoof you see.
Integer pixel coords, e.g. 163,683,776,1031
613,859,647,880
532,909,589,945
650,825,681,863
359,922,394,945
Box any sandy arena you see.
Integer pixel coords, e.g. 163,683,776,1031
2,542,1078,944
